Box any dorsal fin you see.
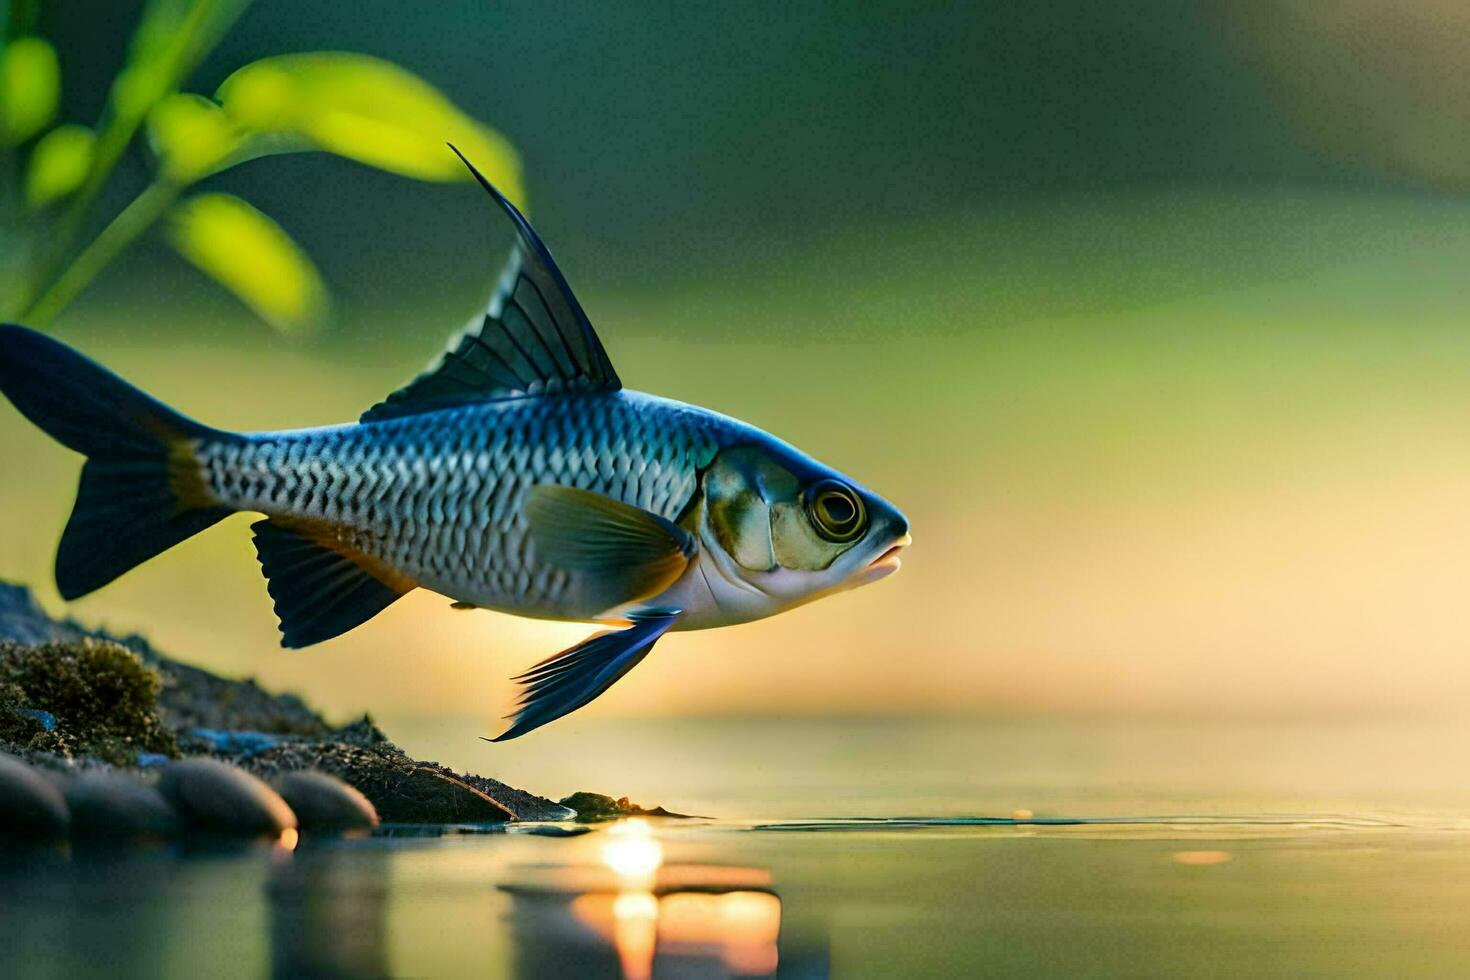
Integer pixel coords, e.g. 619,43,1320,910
361,146,620,424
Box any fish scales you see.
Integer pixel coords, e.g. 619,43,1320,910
198,391,719,618
0,156,908,739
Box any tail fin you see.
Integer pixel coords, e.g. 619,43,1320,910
0,324,235,599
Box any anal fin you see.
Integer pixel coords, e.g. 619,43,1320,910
251,518,415,648
487,609,681,741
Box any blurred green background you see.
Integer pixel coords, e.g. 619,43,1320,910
6,0,1470,730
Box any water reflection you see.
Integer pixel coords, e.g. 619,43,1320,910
659,892,781,976
0,820,791,978
601,817,663,883
594,819,662,978
268,841,389,979
503,817,783,979
15,810,1465,977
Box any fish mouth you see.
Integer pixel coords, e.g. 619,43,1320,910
860,533,911,584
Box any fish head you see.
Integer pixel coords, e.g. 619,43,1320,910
697,443,910,607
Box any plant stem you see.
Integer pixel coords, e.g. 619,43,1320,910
22,180,179,327
11,0,249,321
59,0,218,237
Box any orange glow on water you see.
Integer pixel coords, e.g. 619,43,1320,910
601,819,663,885
573,888,783,979
658,891,781,976
609,892,659,980
563,821,781,977
594,818,666,978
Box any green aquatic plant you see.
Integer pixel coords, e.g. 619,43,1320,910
0,0,521,334
0,638,177,765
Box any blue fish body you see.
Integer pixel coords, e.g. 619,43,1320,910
0,149,908,738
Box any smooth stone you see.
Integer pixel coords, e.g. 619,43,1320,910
0,753,69,840
274,771,379,833
159,758,296,837
64,772,178,840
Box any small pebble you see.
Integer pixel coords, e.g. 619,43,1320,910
1012,808,1034,821
189,728,283,757
64,772,178,840
274,771,379,833
0,753,69,841
14,708,56,732
159,758,296,838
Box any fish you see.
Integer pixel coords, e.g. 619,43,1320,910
0,147,910,740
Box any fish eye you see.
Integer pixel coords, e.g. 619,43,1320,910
804,480,867,542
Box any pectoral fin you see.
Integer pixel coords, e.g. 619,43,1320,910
525,484,696,608
488,609,680,741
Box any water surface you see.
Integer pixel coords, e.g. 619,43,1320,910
4,717,1469,977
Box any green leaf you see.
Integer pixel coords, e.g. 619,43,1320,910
215,52,524,205
0,36,61,145
146,93,241,182
167,193,330,336
25,124,95,208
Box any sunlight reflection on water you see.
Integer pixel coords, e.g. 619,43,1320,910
601,818,662,882
508,817,783,978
